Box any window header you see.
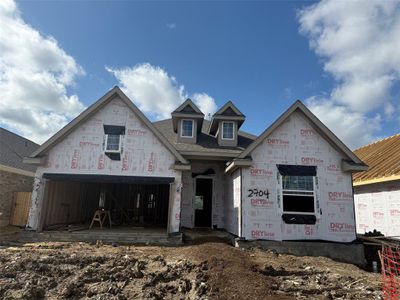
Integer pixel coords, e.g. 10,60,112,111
277,164,316,176
103,125,125,135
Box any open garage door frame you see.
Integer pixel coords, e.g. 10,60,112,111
38,173,175,232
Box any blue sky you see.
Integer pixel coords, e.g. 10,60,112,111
1,0,399,148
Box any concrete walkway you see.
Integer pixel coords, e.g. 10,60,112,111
19,227,182,245
182,228,235,244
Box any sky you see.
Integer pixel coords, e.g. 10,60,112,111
0,0,399,149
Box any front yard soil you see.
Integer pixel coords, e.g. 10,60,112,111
0,239,381,299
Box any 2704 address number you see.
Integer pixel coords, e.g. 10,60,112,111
247,189,270,198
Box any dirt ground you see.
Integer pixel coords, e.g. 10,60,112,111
0,239,382,300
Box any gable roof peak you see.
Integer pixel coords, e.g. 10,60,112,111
214,100,245,117
28,86,188,164
209,101,246,135
172,98,204,115
238,99,365,166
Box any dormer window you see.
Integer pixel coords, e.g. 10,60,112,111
181,119,194,138
209,101,245,147
222,122,234,140
171,99,204,144
105,134,122,153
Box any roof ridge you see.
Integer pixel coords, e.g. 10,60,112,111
354,133,400,152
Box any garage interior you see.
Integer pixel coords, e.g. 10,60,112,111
40,174,173,231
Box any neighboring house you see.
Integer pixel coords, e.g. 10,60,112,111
24,86,366,242
0,128,39,226
353,134,400,238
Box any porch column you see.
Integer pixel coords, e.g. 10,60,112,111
26,174,48,232
168,172,182,234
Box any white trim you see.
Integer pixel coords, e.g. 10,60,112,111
280,174,317,215
105,134,122,153
173,164,191,171
221,121,235,140
23,156,47,166
0,164,35,177
180,119,194,138
225,159,253,173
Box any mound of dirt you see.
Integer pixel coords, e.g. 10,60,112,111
0,243,209,300
0,241,382,300
251,248,382,299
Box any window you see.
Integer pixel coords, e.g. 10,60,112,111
105,134,121,153
103,125,125,160
222,122,234,140
148,194,155,209
277,164,317,217
181,119,193,137
282,175,315,214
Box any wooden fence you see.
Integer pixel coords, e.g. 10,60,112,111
9,192,32,226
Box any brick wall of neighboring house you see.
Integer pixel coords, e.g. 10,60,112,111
0,170,34,226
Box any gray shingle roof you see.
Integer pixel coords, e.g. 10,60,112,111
153,119,256,155
0,128,39,172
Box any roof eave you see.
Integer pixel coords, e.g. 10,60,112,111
353,174,400,186
225,158,253,174
180,150,242,160
341,159,368,173
0,164,36,177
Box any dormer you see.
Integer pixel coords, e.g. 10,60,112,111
171,99,204,144
209,101,245,147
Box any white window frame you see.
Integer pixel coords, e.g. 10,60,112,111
222,121,235,140
105,134,122,153
181,119,194,138
280,175,316,215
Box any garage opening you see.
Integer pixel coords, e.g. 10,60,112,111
41,174,173,230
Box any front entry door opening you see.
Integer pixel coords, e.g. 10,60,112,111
194,178,213,228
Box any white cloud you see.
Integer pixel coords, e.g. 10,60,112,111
307,97,381,149
192,93,218,119
166,23,176,29
107,63,218,120
284,87,293,100
0,0,85,144
298,0,400,148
